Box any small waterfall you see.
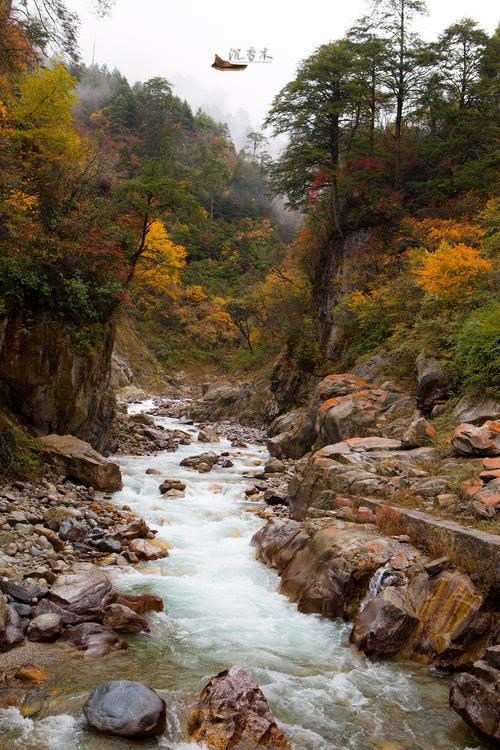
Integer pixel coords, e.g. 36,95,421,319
360,564,391,611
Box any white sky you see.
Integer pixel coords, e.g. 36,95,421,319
68,0,499,149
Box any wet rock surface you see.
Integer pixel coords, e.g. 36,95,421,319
84,680,166,737
188,666,291,749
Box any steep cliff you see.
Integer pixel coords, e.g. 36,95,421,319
0,308,115,451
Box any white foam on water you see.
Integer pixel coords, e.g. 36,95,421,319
0,708,79,749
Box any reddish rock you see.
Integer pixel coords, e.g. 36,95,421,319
114,518,150,540
129,539,169,560
483,457,500,470
452,421,500,458
102,604,150,633
461,479,483,497
472,479,500,509
33,525,64,551
115,593,163,614
480,468,500,483
59,622,128,656
317,373,370,401
188,667,291,749
316,388,403,445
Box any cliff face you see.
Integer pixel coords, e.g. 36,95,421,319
312,228,374,359
0,308,116,451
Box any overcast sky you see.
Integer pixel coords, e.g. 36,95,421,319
68,0,499,149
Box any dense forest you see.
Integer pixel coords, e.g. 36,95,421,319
0,0,499,403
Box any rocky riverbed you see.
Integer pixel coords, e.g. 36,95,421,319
0,383,498,748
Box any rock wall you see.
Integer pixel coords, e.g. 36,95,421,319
311,228,375,358
252,517,498,669
0,308,115,451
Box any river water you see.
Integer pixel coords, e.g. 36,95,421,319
0,401,484,750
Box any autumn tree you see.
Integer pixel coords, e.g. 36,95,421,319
116,160,198,278
224,299,256,351
414,242,491,301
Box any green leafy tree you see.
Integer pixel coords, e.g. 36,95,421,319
347,16,389,151
437,19,488,109
246,130,268,160
265,40,365,235
373,0,428,182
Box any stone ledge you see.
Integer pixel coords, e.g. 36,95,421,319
353,496,500,594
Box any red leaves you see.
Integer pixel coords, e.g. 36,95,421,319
307,170,332,205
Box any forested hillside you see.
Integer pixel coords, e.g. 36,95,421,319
0,0,498,445
262,1,499,399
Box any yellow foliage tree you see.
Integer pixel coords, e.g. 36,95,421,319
8,63,82,166
137,219,186,288
397,217,484,252
414,242,491,301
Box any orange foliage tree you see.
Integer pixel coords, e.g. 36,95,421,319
414,242,491,301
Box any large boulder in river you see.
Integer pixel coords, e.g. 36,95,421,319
350,587,419,657
49,563,113,617
84,680,166,737
39,434,122,491
103,603,149,633
188,666,291,749
252,518,404,620
452,421,500,457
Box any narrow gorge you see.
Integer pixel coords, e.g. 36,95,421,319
0,0,499,748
